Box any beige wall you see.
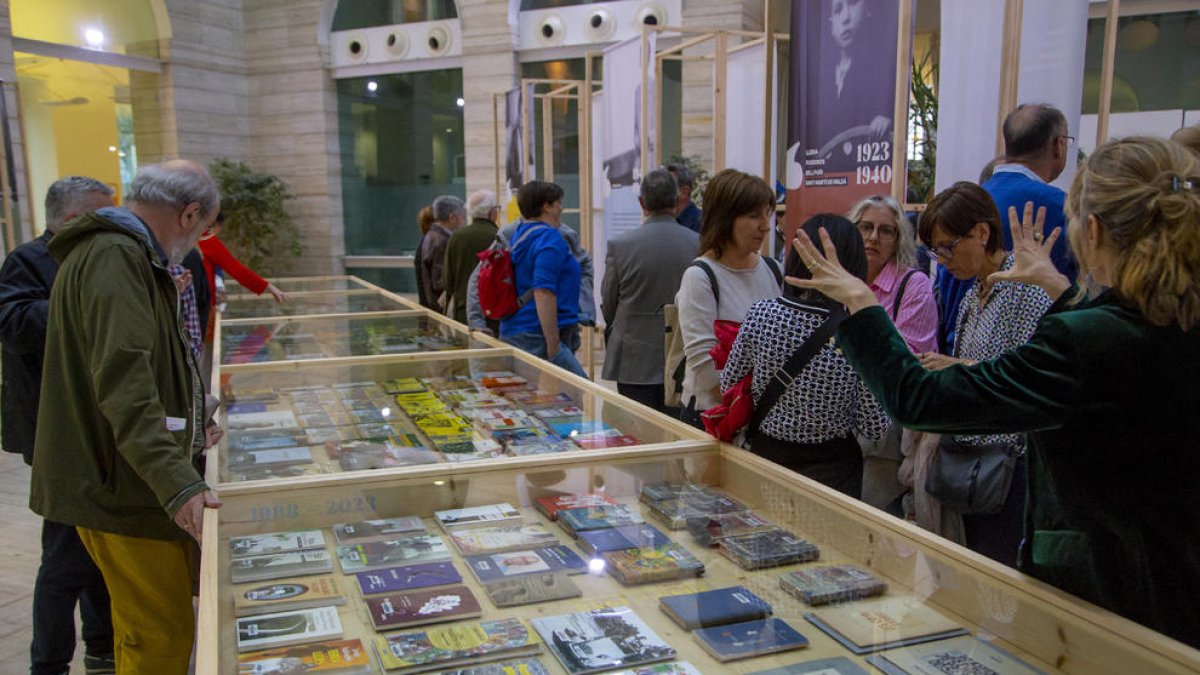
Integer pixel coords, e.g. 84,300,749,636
0,0,33,245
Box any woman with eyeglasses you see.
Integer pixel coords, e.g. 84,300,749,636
847,196,938,513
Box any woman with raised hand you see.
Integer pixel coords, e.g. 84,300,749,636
786,136,1200,648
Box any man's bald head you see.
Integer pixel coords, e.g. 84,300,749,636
1003,104,1067,163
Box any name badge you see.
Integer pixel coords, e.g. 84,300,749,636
165,416,186,432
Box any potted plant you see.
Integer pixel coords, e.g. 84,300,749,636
207,159,303,276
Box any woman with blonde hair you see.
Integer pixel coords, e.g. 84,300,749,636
787,136,1200,647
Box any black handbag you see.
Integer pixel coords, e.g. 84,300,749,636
924,435,1020,515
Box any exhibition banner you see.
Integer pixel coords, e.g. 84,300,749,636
785,0,904,241
502,84,539,224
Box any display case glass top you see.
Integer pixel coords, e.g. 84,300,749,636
221,291,411,320
228,276,372,297
219,314,484,365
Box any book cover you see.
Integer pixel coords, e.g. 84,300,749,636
306,426,357,445
804,596,968,655
333,517,426,545
604,663,703,675
506,440,575,456
602,543,705,585
533,406,585,419
230,530,326,559
228,432,302,452
338,445,441,471
227,402,267,414
480,375,528,389
693,618,809,662
228,446,313,469
536,494,617,520
366,585,482,631
449,523,560,555
558,504,644,534
337,536,450,574
685,511,776,547
647,492,750,530
549,419,612,437
863,635,1047,675
639,483,706,505
747,657,871,675
356,562,463,596
491,428,556,447
532,606,675,675
504,391,573,406
483,573,583,607
659,585,771,630
571,433,640,450
719,529,821,570
465,546,587,582
237,638,372,674
234,576,345,617
236,606,344,653
228,409,299,431
576,525,671,557
373,617,541,672
779,565,888,606
231,551,335,584
438,659,552,675
435,503,522,531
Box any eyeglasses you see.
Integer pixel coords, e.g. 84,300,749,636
1060,134,1076,147
929,235,969,261
856,221,898,242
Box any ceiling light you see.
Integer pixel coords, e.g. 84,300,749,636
107,146,116,152
456,97,465,108
84,28,105,49
366,80,378,93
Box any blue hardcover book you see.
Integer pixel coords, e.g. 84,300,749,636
659,586,772,630
355,561,462,595
557,504,644,535
693,618,809,662
465,546,587,582
577,525,671,557
227,402,267,414
747,657,870,675
549,419,612,437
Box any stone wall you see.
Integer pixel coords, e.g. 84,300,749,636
0,0,32,244
460,0,519,197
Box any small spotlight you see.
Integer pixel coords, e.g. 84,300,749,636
433,479,446,486
456,97,465,108
445,128,453,133
84,28,105,48
588,558,606,574
107,146,117,152
366,80,378,93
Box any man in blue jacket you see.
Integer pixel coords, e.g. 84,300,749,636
0,176,116,675
936,103,1078,351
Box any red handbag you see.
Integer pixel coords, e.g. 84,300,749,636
701,372,754,442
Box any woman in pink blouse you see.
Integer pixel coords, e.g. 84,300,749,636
847,195,939,512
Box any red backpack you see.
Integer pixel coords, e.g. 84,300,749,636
476,224,548,320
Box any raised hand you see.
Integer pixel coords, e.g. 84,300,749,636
988,202,1071,300
784,227,880,314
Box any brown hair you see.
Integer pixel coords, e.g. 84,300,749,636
918,181,1002,254
418,205,435,235
1066,136,1200,330
1171,125,1200,158
698,168,774,257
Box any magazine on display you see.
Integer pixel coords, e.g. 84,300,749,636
532,606,676,675
448,523,560,555
372,617,542,673
804,596,968,655
719,529,821,570
227,446,314,469
601,543,705,585
229,530,326,559
365,585,483,631
436,659,552,675
236,606,344,652
659,586,772,630
863,635,1048,675
483,573,584,607
576,525,672,557
779,565,888,606
336,536,450,574
693,617,810,662
231,551,335,584
685,511,776,547
557,504,644,535
356,562,464,596
747,656,872,675
333,517,427,545
227,409,299,431
234,576,345,616
604,663,703,675
536,494,618,521
465,546,588,582
435,503,523,531
237,638,373,674
647,492,751,530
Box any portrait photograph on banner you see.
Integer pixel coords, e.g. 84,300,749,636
785,0,907,240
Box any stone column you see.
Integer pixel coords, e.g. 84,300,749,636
459,0,519,197
0,0,33,244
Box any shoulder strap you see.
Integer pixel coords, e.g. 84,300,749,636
748,306,848,437
510,223,549,252
891,269,918,320
762,255,783,287
689,259,721,309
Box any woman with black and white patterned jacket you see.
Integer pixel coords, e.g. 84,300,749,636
721,214,890,498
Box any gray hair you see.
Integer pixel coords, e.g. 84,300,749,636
664,162,694,189
641,168,678,213
466,190,498,220
847,194,917,269
127,161,219,218
432,195,466,222
45,176,113,230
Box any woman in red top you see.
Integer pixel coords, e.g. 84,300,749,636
197,214,287,304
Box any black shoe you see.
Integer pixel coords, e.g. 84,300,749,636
83,654,116,675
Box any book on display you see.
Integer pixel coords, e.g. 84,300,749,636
535,494,617,520
864,635,1048,675
448,523,560,555
365,585,482,631
231,551,335,584
236,606,343,652
779,565,888,606
804,596,968,655
436,659,552,675
229,530,326,559
332,517,426,544
685,511,776,547
356,562,463,596
483,573,584,607
747,657,871,675
719,529,821,570
532,606,675,675
576,524,671,557
237,638,373,674
233,576,345,616
228,446,313,469
601,543,705,585
435,503,522,531
647,492,751,530
557,504,644,535
227,409,299,430
604,663,703,675
692,617,809,662
465,546,588,582
336,536,450,574
659,585,772,630
372,617,542,673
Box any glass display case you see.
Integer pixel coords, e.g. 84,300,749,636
221,292,411,320
226,275,375,297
